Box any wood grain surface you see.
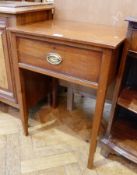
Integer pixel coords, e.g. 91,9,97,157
0,32,8,89
8,20,126,49
18,37,102,83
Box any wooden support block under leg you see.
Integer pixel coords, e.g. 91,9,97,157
51,78,58,108
100,145,111,158
0,102,8,113
67,87,74,111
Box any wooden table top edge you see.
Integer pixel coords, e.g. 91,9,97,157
0,4,54,14
7,20,126,49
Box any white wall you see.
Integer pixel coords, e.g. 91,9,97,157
54,0,137,27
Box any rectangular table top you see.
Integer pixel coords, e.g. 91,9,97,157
8,20,126,49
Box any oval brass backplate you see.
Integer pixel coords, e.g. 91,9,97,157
47,53,62,65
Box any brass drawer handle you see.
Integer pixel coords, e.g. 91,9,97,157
47,53,62,65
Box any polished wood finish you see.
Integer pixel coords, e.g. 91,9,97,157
0,6,54,27
88,48,113,168
0,3,54,108
8,20,125,168
21,70,52,108
0,25,18,108
102,114,137,163
118,88,137,114
17,37,102,83
54,0,129,109
130,31,137,52
126,17,137,53
8,10,53,27
12,20,123,102
0,29,9,89
101,17,137,165
8,20,125,48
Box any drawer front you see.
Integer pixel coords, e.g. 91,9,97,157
130,30,137,52
17,38,102,83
